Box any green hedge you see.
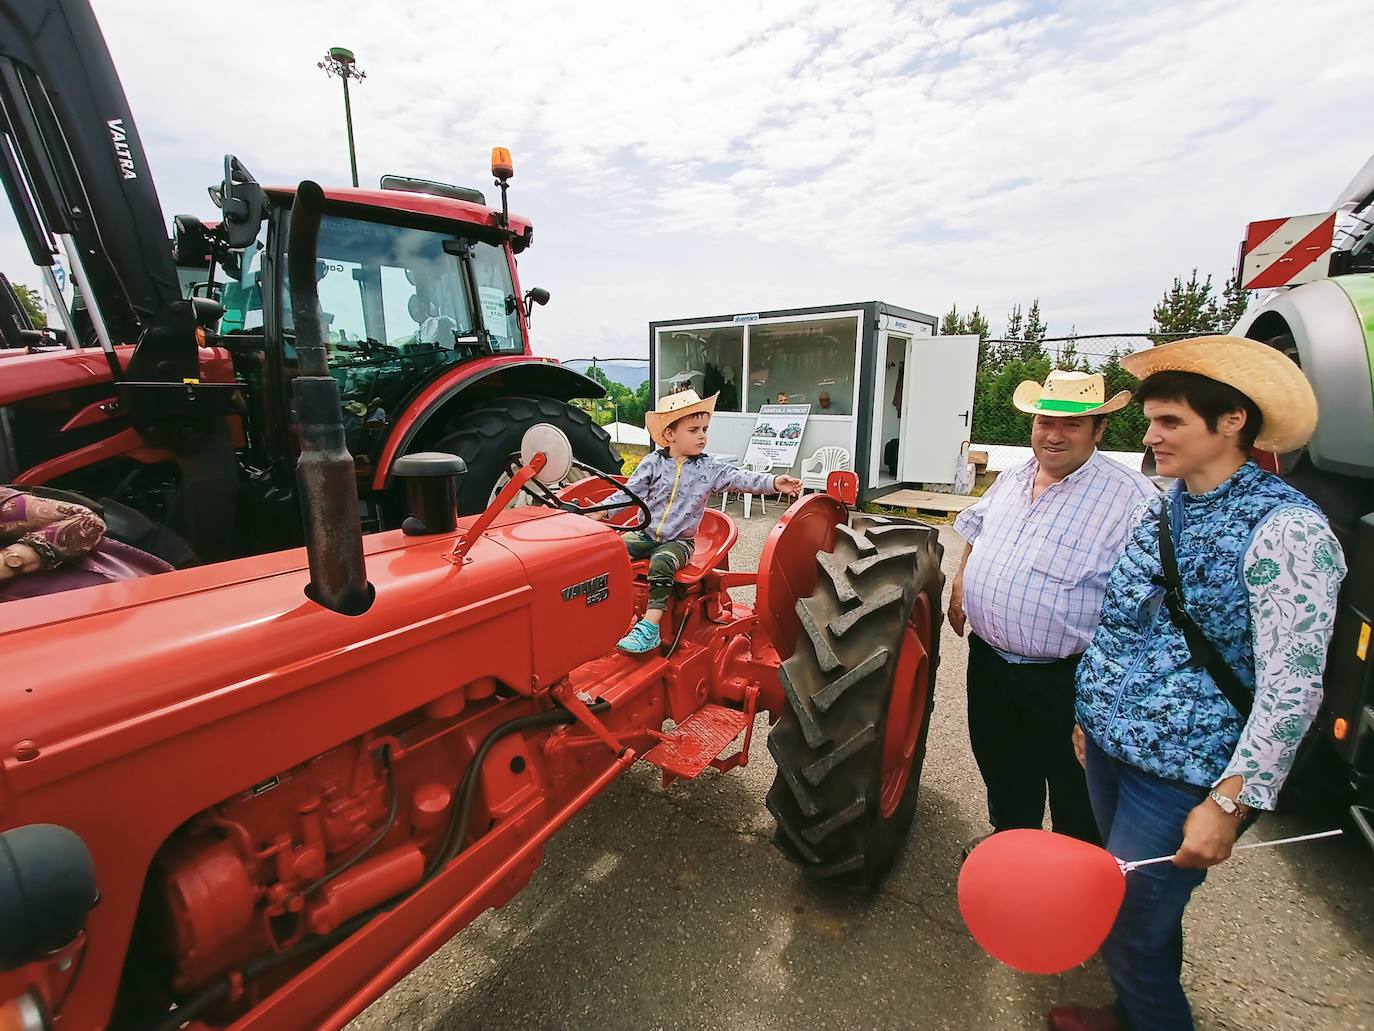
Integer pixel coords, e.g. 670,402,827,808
972,346,1147,453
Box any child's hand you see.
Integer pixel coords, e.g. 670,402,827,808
774,475,802,497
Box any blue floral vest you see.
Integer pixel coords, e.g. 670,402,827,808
1074,462,1319,788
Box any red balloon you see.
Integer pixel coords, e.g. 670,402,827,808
958,829,1125,974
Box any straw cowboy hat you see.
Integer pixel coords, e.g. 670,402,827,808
645,389,718,447
1012,370,1132,418
1121,335,1317,453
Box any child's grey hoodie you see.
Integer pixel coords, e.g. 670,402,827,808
608,450,776,542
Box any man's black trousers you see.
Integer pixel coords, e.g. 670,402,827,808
966,632,1100,844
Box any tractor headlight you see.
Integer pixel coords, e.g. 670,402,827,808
0,989,52,1031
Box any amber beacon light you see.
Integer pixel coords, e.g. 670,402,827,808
491,147,514,181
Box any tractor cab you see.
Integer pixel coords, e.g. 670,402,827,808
199,182,536,481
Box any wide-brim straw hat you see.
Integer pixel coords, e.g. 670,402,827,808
1121,335,1317,453
1012,369,1132,418
645,389,718,447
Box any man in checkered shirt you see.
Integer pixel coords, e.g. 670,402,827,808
951,370,1156,855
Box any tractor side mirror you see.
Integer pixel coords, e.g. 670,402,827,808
212,154,267,250
172,215,211,267
524,286,550,319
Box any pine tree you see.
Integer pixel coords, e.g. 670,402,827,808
1025,298,1046,342
965,305,995,366
966,305,990,341
995,303,1025,365
940,304,965,336
1004,303,1024,341
1058,325,1080,370
1016,298,1048,361
1151,269,1219,342
1216,271,1249,331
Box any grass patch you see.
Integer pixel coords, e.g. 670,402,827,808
618,443,650,477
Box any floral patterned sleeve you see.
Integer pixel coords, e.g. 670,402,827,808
1221,506,1347,810
0,487,107,567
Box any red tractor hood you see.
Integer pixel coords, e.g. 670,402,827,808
0,508,631,797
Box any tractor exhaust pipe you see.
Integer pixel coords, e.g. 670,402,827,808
287,180,374,615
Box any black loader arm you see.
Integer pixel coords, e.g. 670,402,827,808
0,0,180,348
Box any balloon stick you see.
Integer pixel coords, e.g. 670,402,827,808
1118,828,1343,874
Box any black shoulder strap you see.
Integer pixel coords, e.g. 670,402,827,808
1155,501,1253,719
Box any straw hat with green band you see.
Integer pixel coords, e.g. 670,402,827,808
1012,370,1132,418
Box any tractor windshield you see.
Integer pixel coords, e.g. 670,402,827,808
284,213,522,354
270,210,524,460
217,205,528,461
219,208,523,352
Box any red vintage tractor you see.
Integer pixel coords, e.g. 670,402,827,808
0,185,945,1031
0,3,947,1029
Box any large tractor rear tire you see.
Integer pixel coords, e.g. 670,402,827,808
430,394,622,514
766,514,944,890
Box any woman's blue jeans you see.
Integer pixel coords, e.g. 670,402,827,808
1084,736,1209,1031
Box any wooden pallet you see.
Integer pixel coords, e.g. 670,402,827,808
869,488,978,515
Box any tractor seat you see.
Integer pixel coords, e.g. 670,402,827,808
557,477,736,584
676,509,736,585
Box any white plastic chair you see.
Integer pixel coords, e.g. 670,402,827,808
800,446,851,494
721,458,774,518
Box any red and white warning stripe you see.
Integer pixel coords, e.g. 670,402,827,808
1241,211,1337,289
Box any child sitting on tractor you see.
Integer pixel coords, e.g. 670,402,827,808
602,390,801,654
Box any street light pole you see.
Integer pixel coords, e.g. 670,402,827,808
318,46,366,188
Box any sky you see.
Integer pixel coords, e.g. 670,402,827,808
1,0,1370,364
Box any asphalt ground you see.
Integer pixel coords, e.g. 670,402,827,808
353,507,1374,1031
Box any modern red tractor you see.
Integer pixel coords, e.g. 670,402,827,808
0,0,621,567
0,3,947,1030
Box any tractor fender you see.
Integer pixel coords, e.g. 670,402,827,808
371,356,607,490
1233,274,1374,479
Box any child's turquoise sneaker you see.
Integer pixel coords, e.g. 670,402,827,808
617,618,661,655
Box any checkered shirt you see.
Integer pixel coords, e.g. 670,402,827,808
953,451,1157,660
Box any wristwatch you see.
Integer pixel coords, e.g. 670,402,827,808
1208,788,1249,819
1,547,25,571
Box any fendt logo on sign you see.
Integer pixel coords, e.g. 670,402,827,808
1241,211,1337,290
107,118,138,179
562,573,610,605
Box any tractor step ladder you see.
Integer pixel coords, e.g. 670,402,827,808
641,687,759,788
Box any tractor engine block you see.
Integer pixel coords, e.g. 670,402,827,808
152,737,445,992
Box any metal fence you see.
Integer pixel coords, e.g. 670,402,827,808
971,333,1190,470
563,337,1183,472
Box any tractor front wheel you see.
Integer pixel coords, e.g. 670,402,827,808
429,394,622,515
766,514,944,890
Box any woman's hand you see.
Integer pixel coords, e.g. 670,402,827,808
1174,776,1245,869
0,543,42,581
1072,724,1086,769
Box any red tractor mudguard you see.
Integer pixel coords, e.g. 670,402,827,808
369,356,608,491
756,492,849,661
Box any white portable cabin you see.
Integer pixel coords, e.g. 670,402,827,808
648,302,978,503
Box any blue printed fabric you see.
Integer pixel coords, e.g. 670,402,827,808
1075,462,1341,807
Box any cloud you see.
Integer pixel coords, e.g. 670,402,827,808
0,0,1368,363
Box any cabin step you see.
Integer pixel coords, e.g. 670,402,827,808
642,701,754,784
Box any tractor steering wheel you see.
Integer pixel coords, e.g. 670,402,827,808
503,454,651,533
